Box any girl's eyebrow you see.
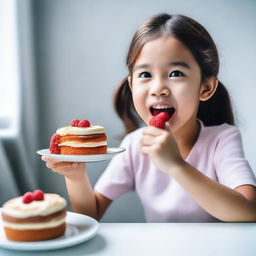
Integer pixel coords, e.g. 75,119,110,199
133,61,191,71
133,64,150,71
169,61,191,69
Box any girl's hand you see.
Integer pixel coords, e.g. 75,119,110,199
141,123,184,174
41,156,86,180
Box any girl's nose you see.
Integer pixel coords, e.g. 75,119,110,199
150,79,170,96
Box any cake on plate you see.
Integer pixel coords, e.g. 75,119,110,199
1,190,67,241
50,119,107,155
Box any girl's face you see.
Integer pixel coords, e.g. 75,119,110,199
130,35,203,132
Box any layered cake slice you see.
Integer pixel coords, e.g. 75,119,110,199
1,190,67,241
50,119,107,155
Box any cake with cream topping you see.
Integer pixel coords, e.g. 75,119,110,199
1,190,67,241
50,119,107,155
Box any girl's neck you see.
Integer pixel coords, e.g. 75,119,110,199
174,118,201,159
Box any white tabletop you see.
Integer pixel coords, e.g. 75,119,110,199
0,222,256,255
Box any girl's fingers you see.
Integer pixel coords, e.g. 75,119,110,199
42,155,85,173
45,160,70,169
165,122,172,132
141,135,156,146
142,126,169,136
141,146,150,154
52,164,72,173
42,157,84,169
142,126,163,136
51,161,83,169
51,161,73,168
41,156,62,164
42,156,54,161
141,144,156,155
51,162,85,173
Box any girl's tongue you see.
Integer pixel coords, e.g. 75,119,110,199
152,107,175,117
153,109,161,116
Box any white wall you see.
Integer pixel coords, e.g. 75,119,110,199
33,0,256,222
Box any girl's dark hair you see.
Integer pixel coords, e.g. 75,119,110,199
114,13,234,134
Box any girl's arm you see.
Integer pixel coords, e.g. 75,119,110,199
141,126,256,222
170,161,256,222
42,157,112,220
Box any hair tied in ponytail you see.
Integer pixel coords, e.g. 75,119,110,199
114,77,141,134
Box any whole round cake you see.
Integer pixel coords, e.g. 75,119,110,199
1,190,67,241
50,119,107,155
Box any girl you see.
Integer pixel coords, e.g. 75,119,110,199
43,13,256,222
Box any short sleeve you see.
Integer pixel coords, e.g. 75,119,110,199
214,125,256,189
94,134,135,200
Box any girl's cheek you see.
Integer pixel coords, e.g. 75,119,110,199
132,91,147,118
176,88,199,112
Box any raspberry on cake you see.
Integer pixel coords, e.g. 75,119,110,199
50,119,107,155
1,190,67,242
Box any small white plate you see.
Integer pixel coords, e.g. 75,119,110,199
0,211,99,251
36,147,125,162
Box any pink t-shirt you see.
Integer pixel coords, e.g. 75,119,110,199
95,121,256,222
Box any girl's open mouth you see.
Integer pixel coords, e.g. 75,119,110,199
150,105,176,118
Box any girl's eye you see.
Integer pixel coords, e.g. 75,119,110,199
138,72,152,78
169,70,184,77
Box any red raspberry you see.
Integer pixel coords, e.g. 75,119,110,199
78,120,90,127
149,116,166,129
22,192,34,204
49,133,61,154
149,112,170,129
70,119,80,127
33,189,44,201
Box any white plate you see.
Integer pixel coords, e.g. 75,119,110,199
0,211,99,251
36,147,125,162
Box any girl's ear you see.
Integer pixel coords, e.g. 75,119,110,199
128,76,132,89
199,76,218,101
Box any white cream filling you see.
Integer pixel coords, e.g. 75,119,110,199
59,141,107,148
3,218,65,230
57,125,105,136
2,194,67,218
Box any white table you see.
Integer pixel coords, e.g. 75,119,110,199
0,223,256,255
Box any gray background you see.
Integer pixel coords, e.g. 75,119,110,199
32,0,256,222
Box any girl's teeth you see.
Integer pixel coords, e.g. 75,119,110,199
150,105,176,116
154,105,171,109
